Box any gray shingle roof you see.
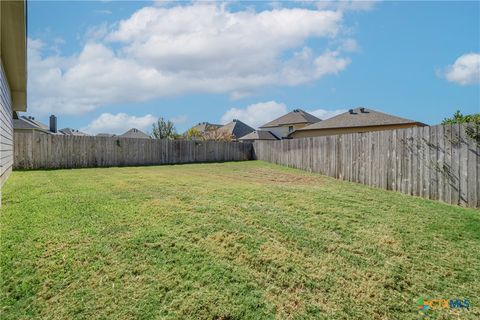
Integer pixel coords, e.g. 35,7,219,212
296,108,426,131
219,119,255,139
59,128,89,136
238,130,279,141
260,109,321,128
13,116,49,132
119,128,150,139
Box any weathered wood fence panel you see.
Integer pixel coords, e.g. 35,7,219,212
14,132,253,169
254,124,479,208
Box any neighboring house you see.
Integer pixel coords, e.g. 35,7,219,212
290,107,427,138
189,122,222,134
0,0,27,201
259,109,321,139
13,115,50,134
120,128,151,139
59,128,89,136
218,119,255,141
238,130,279,142
13,114,83,136
13,115,57,134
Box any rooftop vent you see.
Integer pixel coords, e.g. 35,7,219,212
293,109,300,112
360,107,366,113
348,109,354,114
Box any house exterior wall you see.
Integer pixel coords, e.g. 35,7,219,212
290,123,425,138
0,60,13,189
262,123,310,139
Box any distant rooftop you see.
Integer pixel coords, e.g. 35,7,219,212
190,122,222,133
119,128,150,139
260,109,321,128
59,128,88,136
219,119,255,139
295,108,426,131
13,116,49,132
238,130,279,141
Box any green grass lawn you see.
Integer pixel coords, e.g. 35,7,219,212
1,161,479,319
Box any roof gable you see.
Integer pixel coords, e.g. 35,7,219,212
219,119,254,138
260,109,321,128
120,128,150,139
238,130,279,141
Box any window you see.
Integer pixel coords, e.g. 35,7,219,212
288,126,294,132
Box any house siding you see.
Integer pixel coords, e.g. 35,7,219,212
0,60,13,190
290,123,424,138
262,123,311,139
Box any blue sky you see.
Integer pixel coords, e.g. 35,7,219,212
27,1,480,134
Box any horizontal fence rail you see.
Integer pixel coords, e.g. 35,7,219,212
14,133,253,169
253,124,479,208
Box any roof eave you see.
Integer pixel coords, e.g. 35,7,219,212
260,121,315,128
295,122,427,132
1,1,27,112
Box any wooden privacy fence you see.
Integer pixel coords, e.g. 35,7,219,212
254,124,480,208
14,132,253,169
13,124,480,208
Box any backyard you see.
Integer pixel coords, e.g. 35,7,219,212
1,161,479,319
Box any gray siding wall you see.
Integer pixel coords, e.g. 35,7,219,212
0,60,13,189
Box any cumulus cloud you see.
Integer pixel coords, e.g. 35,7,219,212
443,53,480,85
81,113,157,135
28,3,356,115
308,108,346,119
221,101,288,128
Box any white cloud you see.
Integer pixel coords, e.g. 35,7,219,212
338,38,358,52
81,113,157,135
170,115,188,125
221,101,288,128
308,108,346,119
28,3,356,115
443,53,480,85
315,0,379,12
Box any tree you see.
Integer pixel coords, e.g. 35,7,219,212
442,110,480,144
184,128,204,141
203,129,233,141
151,117,177,140
442,110,480,125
